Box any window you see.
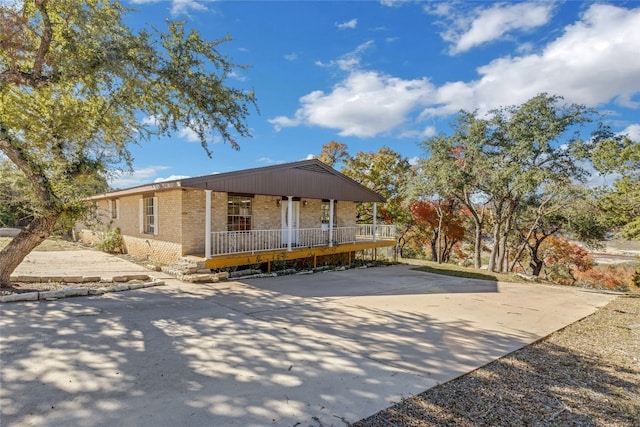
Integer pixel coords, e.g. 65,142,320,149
139,196,158,235
321,200,337,226
227,195,252,231
110,199,119,219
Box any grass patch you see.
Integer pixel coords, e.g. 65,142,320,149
408,259,526,283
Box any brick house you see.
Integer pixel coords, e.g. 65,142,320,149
76,159,396,270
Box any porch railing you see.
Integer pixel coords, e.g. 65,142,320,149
210,224,395,256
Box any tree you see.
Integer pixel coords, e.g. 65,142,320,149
592,126,640,239
0,0,257,287
417,94,596,272
410,199,466,263
341,147,414,226
317,140,350,168
415,113,491,269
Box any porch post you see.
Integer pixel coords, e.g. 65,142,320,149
287,196,293,251
329,199,335,247
372,202,377,242
205,190,212,259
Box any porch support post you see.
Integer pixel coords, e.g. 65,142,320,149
287,196,293,251
205,190,212,259
372,202,377,242
329,199,335,247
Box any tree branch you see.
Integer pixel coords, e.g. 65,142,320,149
33,0,53,80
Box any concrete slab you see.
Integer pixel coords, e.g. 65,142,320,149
12,250,167,280
0,255,617,427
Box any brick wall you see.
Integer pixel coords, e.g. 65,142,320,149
76,190,361,263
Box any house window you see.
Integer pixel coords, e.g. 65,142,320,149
227,195,252,231
139,196,158,235
321,200,337,226
110,199,119,219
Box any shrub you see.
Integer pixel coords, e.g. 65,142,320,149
97,227,124,254
574,264,637,292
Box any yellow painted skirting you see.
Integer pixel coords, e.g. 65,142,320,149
204,240,395,270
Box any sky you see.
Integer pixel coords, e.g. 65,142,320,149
63,1,640,187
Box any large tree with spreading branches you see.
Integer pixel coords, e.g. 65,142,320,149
0,0,257,286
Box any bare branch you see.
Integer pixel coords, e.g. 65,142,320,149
33,0,53,79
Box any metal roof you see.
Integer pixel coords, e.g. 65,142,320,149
89,159,386,203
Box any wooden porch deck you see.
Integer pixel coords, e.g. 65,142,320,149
203,238,396,270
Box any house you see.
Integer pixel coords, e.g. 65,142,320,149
76,159,396,271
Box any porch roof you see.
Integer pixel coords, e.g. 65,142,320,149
90,159,386,203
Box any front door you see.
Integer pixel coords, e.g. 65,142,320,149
281,200,300,245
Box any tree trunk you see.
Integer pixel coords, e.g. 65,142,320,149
0,214,59,287
497,212,513,273
488,221,501,272
430,231,438,262
473,220,482,269
436,206,444,264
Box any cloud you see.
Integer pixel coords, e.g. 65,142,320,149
269,70,434,138
314,40,375,71
177,127,200,143
130,0,207,17
109,166,171,188
270,4,640,140
336,19,358,30
620,124,640,141
427,2,554,55
154,174,190,183
258,157,285,165
304,154,316,160
284,52,298,61
421,4,640,117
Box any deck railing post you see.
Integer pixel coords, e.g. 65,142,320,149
329,199,335,247
287,196,293,251
205,190,212,258
373,202,377,242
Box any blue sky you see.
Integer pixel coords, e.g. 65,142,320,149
111,1,640,188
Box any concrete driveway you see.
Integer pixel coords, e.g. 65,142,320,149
0,254,616,427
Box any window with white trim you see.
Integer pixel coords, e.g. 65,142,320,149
227,195,252,231
139,196,158,235
321,200,337,226
110,199,119,219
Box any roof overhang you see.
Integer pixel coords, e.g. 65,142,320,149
89,159,386,203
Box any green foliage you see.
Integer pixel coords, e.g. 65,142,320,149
96,227,124,254
592,126,640,240
0,0,256,282
0,160,34,226
415,93,598,273
599,176,640,240
341,146,414,225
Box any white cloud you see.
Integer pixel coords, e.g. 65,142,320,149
258,157,285,165
284,52,298,61
336,19,358,30
269,70,434,138
177,127,200,143
109,166,171,188
620,124,640,141
270,4,640,140
154,174,190,183
421,4,640,117
445,3,554,54
130,0,207,17
304,154,316,160
314,40,374,71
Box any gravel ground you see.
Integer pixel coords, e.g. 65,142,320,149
352,294,640,427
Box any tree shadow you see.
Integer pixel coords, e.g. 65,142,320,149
0,270,614,426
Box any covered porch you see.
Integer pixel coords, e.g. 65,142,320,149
203,224,397,270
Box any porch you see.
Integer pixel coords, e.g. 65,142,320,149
203,224,396,270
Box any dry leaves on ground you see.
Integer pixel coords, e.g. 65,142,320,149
353,294,640,427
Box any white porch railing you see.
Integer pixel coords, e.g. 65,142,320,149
210,224,395,256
